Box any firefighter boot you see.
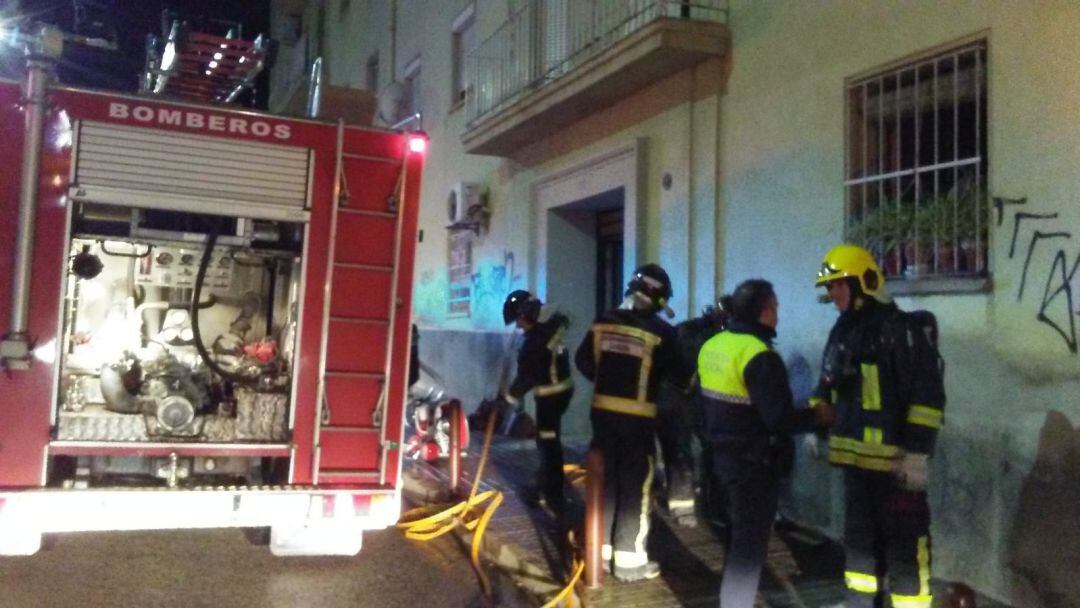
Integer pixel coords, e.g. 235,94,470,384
613,560,661,582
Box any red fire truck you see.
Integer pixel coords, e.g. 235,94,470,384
0,29,424,556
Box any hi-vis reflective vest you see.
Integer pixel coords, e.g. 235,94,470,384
698,331,771,406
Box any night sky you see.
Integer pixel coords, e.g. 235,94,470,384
4,0,272,108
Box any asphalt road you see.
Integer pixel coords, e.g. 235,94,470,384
0,527,505,608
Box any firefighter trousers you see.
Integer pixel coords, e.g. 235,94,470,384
590,408,656,569
535,390,572,509
843,468,932,608
657,389,696,516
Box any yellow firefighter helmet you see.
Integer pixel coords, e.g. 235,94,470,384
815,244,885,297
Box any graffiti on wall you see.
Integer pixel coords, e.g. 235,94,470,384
995,196,1080,353
470,249,523,327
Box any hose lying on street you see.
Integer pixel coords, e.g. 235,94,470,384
397,411,503,601
397,412,588,607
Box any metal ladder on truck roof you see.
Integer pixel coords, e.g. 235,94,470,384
142,17,268,104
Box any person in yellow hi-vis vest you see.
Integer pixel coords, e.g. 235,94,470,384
812,245,946,608
698,279,834,607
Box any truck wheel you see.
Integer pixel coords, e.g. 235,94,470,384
243,526,271,546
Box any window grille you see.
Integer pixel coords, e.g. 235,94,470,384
845,41,988,280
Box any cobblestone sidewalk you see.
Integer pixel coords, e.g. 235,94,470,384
406,433,1008,608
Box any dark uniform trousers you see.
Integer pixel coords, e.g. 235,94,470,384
843,469,932,608
713,448,780,607
591,408,656,564
535,390,572,506
656,388,696,514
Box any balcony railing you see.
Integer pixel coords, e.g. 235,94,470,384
465,0,729,128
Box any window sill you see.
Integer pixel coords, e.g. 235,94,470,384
885,275,992,296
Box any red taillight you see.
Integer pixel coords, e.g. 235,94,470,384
351,494,370,516
407,136,427,154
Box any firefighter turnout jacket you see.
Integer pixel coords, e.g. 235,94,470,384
507,308,573,402
575,308,686,418
698,321,815,471
812,299,945,472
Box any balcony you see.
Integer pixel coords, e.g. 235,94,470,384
463,1,729,156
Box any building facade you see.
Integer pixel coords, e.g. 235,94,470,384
270,1,1080,604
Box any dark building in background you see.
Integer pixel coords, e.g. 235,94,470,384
2,0,271,108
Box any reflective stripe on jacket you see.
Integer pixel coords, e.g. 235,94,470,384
508,310,573,401
696,322,813,474
574,308,685,419
813,300,945,472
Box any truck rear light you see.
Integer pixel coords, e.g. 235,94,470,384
407,136,426,154
309,494,338,519
351,494,370,517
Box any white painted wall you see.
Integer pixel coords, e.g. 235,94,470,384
270,2,1080,603
720,2,1080,603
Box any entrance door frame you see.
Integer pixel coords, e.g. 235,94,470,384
530,139,644,302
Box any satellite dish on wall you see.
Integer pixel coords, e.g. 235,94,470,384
374,80,409,128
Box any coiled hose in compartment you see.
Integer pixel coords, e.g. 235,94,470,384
190,225,257,386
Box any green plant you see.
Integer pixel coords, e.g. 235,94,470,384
912,188,982,245
847,203,905,254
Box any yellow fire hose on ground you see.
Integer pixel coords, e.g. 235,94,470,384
397,413,587,607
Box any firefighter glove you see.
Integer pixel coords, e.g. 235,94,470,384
895,452,929,491
500,393,524,415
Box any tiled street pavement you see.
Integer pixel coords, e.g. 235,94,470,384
406,433,1010,607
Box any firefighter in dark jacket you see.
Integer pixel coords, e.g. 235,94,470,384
813,244,945,608
698,279,833,607
575,263,687,582
502,290,574,512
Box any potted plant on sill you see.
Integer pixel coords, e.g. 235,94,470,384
916,189,985,276
847,204,904,278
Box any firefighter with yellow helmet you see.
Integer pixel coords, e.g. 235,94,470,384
813,244,946,608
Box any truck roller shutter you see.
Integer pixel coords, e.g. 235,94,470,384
70,121,312,221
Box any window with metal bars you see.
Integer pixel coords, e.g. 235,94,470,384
845,41,989,281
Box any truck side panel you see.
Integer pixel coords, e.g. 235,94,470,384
0,82,70,487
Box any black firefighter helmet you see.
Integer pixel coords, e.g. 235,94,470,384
503,290,542,325
626,263,673,311
626,264,673,317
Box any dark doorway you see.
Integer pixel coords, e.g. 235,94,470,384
596,208,624,317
